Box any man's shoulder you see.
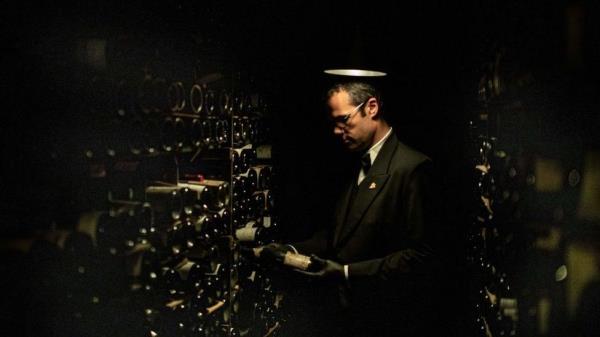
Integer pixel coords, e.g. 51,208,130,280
389,141,431,172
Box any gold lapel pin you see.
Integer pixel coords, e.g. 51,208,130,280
368,182,377,190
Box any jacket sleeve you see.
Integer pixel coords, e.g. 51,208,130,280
290,226,330,256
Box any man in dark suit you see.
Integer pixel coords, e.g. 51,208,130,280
265,81,451,337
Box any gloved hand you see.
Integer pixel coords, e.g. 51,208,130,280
297,255,345,282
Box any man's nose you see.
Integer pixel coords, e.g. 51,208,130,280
333,125,344,135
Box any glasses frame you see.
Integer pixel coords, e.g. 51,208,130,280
332,101,365,128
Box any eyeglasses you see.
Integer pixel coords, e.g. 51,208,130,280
331,101,365,127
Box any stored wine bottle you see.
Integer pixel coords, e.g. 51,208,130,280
251,191,266,218
232,176,249,200
204,89,217,116
231,150,242,175
214,119,230,148
128,118,145,155
167,217,197,256
201,118,214,148
179,179,230,211
186,261,212,292
219,90,232,117
255,165,272,191
190,118,204,148
231,202,245,228
96,212,125,255
180,187,197,217
174,117,187,150
190,84,204,115
145,185,184,223
245,167,258,193
195,214,219,242
163,267,185,297
234,222,278,245
142,118,161,154
160,117,177,152
139,245,162,293
247,117,259,145
232,116,244,147
265,190,275,215
240,148,257,173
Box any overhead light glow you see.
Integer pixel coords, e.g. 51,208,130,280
324,69,387,77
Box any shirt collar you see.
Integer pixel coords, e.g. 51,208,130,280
365,127,393,164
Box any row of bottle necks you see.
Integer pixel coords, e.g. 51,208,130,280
85,114,273,160
103,145,270,201
101,176,278,248
137,242,282,337
80,187,283,335
110,78,269,120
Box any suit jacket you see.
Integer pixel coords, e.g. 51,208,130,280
294,132,447,337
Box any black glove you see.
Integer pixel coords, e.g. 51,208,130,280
297,255,345,282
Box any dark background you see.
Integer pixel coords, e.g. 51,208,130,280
3,0,599,233
2,1,600,336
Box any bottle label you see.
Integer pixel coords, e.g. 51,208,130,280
283,252,311,271
256,145,272,159
262,216,271,228
235,227,257,242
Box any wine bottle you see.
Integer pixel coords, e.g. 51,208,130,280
232,117,245,147
195,214,219,242
257,165,271,191
215,119,230,148
232,176,249,200
169,189,183,221
204,89,217,116
234,222,278,246
186,261,212,292
145,185,185,225
250,246,324,272
160,117,177,152
201,118,214,148
251,191,266,218
178,180,230,211
240,148,257,173
231,150,242,175
190,84,204,115
174,117,187,150
245,167,258,193
219,90,232,117
128,118,145,155
163,267,184,297
247,117,259,145
180,187,198,217
190,118,204,149
142,118,161,154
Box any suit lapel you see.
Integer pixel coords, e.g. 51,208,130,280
333,181,354,246
333,133,399,248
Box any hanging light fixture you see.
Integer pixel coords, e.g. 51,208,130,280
323,68,387,77
322,18,388,78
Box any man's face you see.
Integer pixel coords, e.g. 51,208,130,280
329,90,375,152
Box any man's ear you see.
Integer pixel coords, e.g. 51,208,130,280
366,97,379,119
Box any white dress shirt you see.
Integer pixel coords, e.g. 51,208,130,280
357,127,393,185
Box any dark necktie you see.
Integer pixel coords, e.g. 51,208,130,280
360,153,371,173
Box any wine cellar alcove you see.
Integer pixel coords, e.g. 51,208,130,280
3,2,600,337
